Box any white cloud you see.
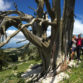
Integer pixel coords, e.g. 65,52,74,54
47,19,83,36
47,26,51,37
73,19,83,34
0,0,11,11
6,30,27,42
2,30,28,48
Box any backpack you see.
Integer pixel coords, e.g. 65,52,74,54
77,38,82,46
68,40,72,48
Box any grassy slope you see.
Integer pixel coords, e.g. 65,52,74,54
0,60,41,83
60,56,83,83
0,44,41,83
1,60,83,83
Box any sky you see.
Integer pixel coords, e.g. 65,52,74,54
0,0,83,48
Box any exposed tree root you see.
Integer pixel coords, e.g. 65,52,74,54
21,59,70,83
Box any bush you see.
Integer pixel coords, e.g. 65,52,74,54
9,55,18,62
17,72,24,78
0,49,8,70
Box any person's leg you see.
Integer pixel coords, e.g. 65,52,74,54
79,46,81,60
71,52,75,60
77,46,81,60
70,48,75,61
77,46,79,60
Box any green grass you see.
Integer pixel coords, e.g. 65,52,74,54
1,59,83,83
0,59,41,83
60,56,83,83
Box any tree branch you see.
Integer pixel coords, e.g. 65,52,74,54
0,29,20,47
0,11,55,48
14,2,18,11
28,6,37,12
38,18,57,26
44,0,54,19
21,18,50,48
0,10,24,16
22,18,56,27
0,16,50,48
21,28,44,47
0,18,35,47
35,0,44,18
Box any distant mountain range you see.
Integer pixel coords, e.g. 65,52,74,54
2,41,29,49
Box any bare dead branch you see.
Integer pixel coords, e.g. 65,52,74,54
35,0,44,18
37,18,57,26
4,15,33,22
16,39,27,43
0,18,34,47
20,18,49,48
21,18,36,28
0,10,24,16
14,2,18,11
22,18,56,28
0,15,33,34
28,6,37,12
0,30,20,47
0,16,49,48
21,27,49,48
0,10,55,48
44,0,54,19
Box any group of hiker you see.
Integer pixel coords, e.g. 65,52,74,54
69,34,83,61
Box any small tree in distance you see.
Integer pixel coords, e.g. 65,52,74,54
0,0,75,80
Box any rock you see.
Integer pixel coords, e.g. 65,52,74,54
31,63,42,69
78,60,81,63
68,60,78,68
21,66,41,78
28,64,34,69
42,72,69,83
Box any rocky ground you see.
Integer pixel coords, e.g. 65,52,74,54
21,59,82,83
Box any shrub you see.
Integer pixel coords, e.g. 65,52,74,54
17,72,24,78
9,55,18,62
0,49,8,70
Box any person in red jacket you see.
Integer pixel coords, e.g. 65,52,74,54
76,34,82,60
81,38,83,55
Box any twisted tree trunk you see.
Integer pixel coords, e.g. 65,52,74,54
0,0,76,80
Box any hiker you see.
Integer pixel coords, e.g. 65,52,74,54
69,35,77,61
81,38,83,55
76,34,82,60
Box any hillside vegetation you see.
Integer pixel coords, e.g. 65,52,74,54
0,44,83,83
0,43,41,83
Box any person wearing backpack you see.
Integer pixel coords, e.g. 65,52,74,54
81,38,83,55
76,34,82,60
69,35,77,61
